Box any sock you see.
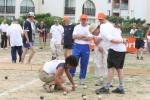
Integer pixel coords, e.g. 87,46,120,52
104,83,111,89
118,79,124,90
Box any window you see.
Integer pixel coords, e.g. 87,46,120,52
65,0,75,7
0,0,5,13
88,18,95,24
0,0,15,13
64,0,75,15
82,0,96,16
20,0,35,13
6,0,15,13
0,0,4,6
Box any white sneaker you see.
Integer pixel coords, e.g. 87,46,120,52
80,79,85,85
95,78,104,86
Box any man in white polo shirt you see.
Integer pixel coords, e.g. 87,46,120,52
70,14,92,85
95,21,126,94
7,19,23,63
49,19,64,60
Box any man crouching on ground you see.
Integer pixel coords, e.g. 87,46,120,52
39,55,79,93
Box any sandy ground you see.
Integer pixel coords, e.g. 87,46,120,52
0,47,150,100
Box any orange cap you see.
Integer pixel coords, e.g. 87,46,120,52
98,12,106,20
80,14,88,20
63,16,69,21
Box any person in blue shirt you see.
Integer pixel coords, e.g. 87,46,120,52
63,16,75,58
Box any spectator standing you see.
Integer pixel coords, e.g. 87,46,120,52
130,25,137,37
37,21,46,49
70,14,92,85
63,16,75,58
147,28,150,53
21,12,36,64
89,23,107,86
49,19,64,60
0,20,9,49
7,19,23,63
134,26,145,60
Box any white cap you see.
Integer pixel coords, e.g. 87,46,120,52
27,12,35,17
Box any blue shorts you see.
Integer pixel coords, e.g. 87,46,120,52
23,42,34,48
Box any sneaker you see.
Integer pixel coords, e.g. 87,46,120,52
140,56,143,60
136,56,139,60
112,88,125,94
95,79,103,86
95,87,109,94
110,84,114,88
43,84,53,93
80,79,85,85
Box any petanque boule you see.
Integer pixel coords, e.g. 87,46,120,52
5,76,8,80
40,96,44,100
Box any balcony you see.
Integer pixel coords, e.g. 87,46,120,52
64,7,75,15
0,6,15,14
20,6,35,14
83,8,95,16
6,6,15,13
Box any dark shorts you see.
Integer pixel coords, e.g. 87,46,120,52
63,43,73,49
135,39,144,49
107,49,126,69
23,42,34,48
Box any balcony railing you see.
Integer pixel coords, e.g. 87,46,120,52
83,8,95,16
0,6,15,13
120,4,128,10
64,7,75,15
20,6,35,14
6,6,15,13
0,6,5,13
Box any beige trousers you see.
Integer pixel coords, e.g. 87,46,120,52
94,46,108,77
50,40,62,59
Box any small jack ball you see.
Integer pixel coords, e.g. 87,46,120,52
5,76,8,80
98,95,102,100
82,96,86,100
40,96,44,100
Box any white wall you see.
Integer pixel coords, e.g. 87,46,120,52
39,0,64,17
129,0,147,20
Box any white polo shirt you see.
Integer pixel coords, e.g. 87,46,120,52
73,24,91,44
43,60,65,74
50,24,64,44
0,23,9,32
130,29,137,35
110,28,126,52
7,23,23,47
99,22,114,51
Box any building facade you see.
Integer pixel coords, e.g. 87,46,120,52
0,0,149,23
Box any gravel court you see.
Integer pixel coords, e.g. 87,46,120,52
0,48,150,100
